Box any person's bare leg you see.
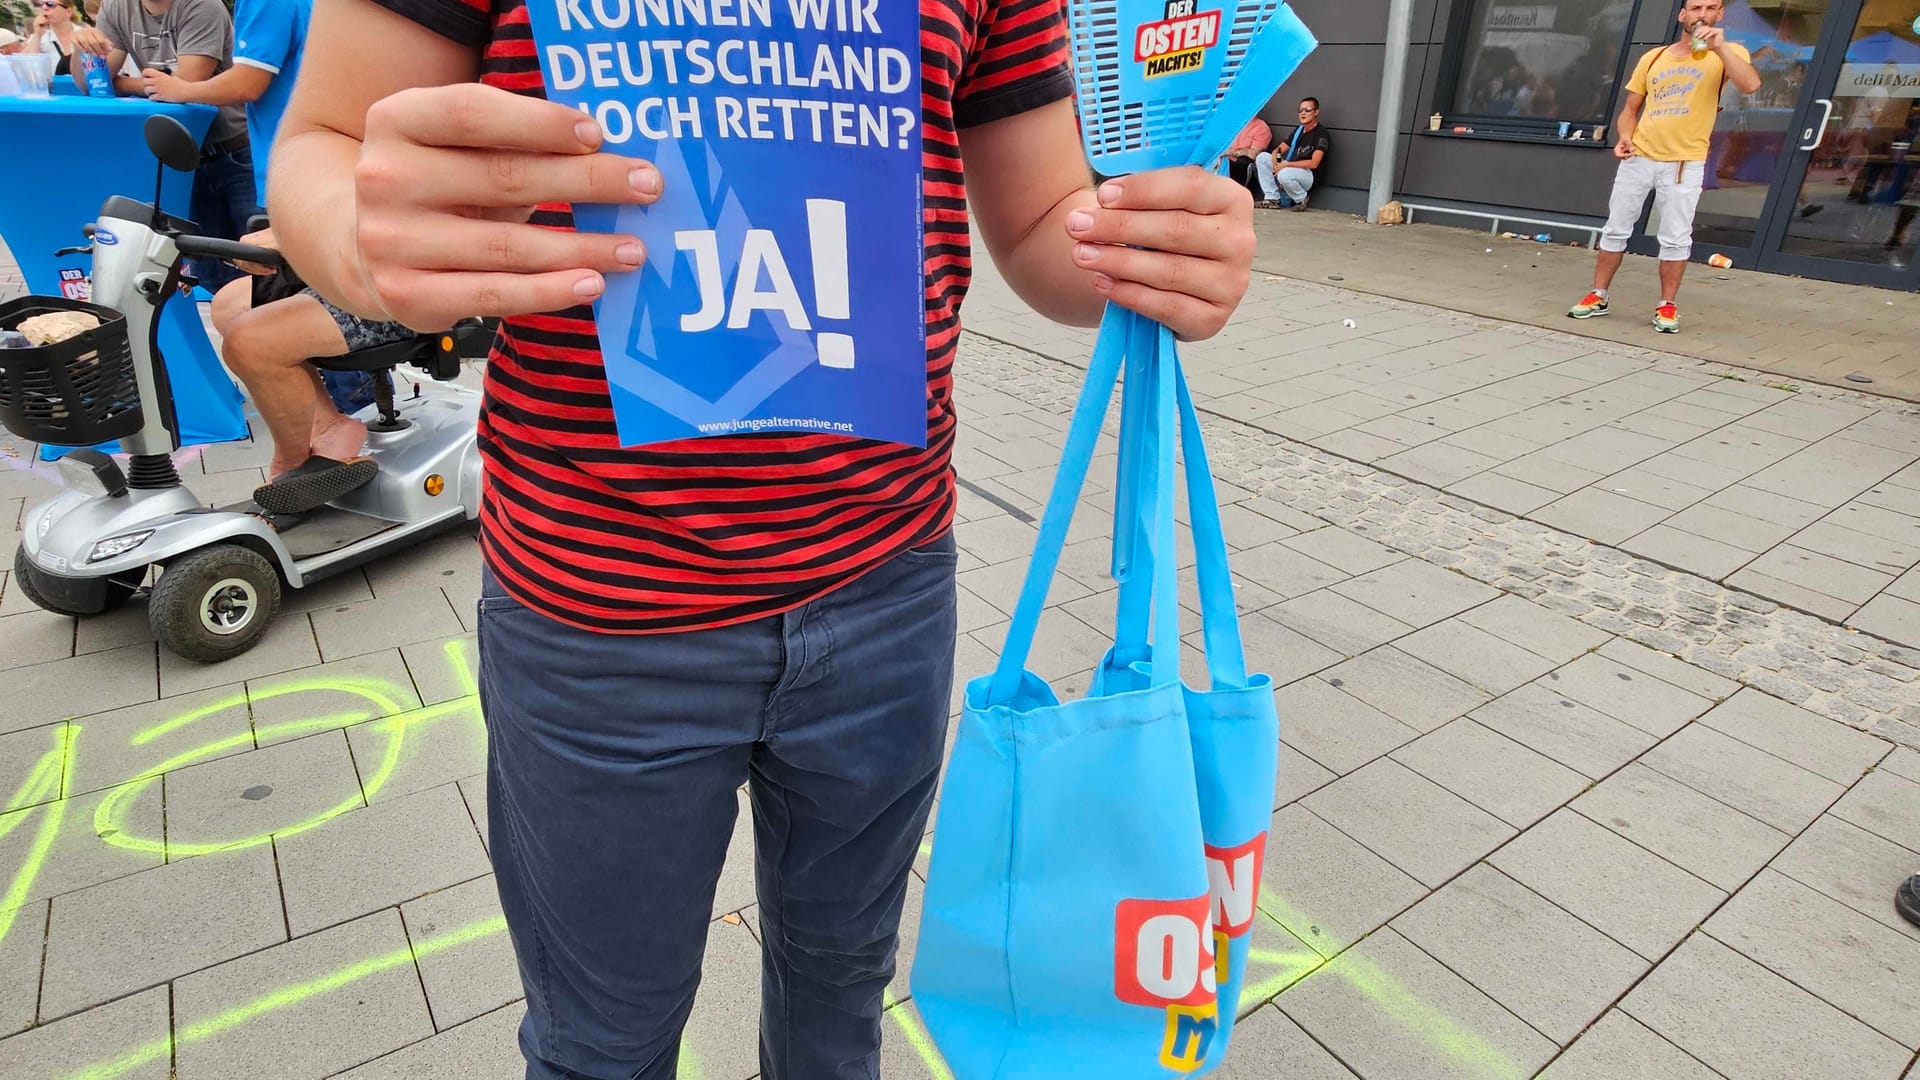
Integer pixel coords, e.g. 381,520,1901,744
209,277,252,340
219,294,363,479
1593,249,1626,292
1658,258,1687,302
307,383,367,465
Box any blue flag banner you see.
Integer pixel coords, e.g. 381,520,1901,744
524,0,928,448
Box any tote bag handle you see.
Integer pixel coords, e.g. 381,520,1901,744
1108,324,1249,689
986,304,1132,706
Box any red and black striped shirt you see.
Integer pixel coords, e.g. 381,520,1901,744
371,0,1072,633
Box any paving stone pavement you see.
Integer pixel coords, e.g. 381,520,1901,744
3,274,1920,1076
1251,212,1920,402
964,253,1920,655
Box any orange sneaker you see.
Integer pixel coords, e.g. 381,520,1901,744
1652,301,1680,333
1567,291,1610,318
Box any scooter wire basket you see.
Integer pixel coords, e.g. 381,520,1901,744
0,295,143,446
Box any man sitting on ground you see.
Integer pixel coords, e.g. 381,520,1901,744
1255,97,1330,211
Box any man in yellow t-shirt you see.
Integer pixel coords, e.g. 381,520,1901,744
1568,0,1760,333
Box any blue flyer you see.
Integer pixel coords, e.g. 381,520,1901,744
524,0,927,448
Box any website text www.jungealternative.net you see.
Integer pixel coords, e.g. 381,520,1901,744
696,416,857,434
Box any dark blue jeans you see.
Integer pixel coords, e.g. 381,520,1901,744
188,143,261,292
320,369,376,414
476,533,958,1080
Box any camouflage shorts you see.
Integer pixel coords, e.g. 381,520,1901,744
301,288,415,352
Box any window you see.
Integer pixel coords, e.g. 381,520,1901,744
1447,0,1641,130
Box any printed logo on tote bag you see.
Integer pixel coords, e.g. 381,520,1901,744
1205,834,1265,940
1112,829,1268,1071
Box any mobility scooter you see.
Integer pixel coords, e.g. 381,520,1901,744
1,115,491,663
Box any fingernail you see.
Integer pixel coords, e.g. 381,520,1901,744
1066,208,1094,233
1092,273,1115,291
1098,181,1122,206
1073,242,1098,263
573,119,602,147
614,242,643,266
572,274,603,299
631,168,660,195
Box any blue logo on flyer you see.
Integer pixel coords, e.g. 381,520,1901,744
525,0,927,448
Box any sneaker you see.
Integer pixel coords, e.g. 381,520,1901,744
1898,875,1920,929
1255,200,1280,210
1567,291,1609,319
1652,301,1680,333
1291,194,1309,212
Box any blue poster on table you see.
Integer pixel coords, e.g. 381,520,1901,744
525,0,927,448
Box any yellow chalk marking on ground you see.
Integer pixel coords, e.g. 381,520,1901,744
0,730,72,946
65,913,508,1080
1256,887,1524,1080
883,990,955,1080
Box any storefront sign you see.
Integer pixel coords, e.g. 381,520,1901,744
1484,5,1556,30
1836,62,1920,98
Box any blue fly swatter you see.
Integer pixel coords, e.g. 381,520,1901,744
1070,0,1313,175
1066,1,1319,578
1186,6,1317,168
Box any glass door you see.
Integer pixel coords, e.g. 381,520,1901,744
1691,0,1839,251
1759,0,1920,285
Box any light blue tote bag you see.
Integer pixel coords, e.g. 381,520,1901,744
1098,330,1280,1066
913,310,1278,1077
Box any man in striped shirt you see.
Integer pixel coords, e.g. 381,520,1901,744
270,1,1257,1076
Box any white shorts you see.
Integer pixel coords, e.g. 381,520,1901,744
1599,155,1705,262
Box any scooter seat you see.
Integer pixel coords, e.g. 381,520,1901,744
310,337,435,374
308,319,489,381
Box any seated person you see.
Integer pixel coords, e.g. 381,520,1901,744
27,0,86,77
1254,97,1331,211
71,0,258,291
208,228,416,515
1222,115,1272,201
0,30,22,94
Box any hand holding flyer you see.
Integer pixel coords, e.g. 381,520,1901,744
526,0,927,448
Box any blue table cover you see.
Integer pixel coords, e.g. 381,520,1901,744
0,95,249,458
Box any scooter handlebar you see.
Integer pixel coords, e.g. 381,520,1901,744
174,235,285,270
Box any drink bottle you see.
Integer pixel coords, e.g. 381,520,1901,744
80,51,112,97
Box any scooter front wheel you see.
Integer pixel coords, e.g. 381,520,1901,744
11,545,145,617
149,545,283,664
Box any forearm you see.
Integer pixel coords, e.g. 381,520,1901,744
1719,51,1761,93
1615,108,1638,143
269,127,377,317
994,187,1105,328
112,74,143,95
165,66,266,105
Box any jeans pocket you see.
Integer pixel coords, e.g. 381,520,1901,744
476,595,524,615
895,530,958,564
476,568,529,615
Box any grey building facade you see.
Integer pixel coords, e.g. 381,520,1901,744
1260,0,1920,291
